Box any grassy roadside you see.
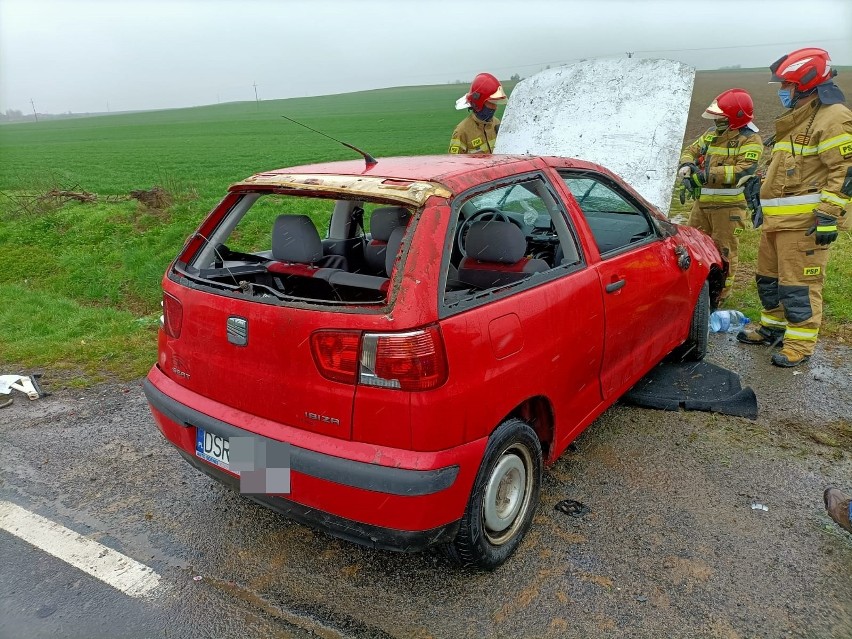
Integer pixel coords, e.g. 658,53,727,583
1,82,850,387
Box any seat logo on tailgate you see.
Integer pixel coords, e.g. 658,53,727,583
227,316,248,346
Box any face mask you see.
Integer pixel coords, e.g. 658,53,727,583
778,88,794,108
475,105,497,122
714,118,729,133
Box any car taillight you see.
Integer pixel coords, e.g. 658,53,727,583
162,293,183,338
310,330,361,384
310,326,448,391
360,325,448,391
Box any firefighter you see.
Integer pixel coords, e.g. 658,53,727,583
678,89,763,302
449,73,507,154
737,47,852,367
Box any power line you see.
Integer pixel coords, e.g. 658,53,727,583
630,37,849,54
412,37,852,79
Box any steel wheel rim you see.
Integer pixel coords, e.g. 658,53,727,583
482,444,533,545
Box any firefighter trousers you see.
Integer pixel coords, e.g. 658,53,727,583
754,229,832,357
688,202,747,300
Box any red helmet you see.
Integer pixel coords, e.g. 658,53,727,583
769,47,835,92
455,73,508,111
702,88,756,130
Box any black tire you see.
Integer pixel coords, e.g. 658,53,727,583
682,280,710,361
443,418,542,570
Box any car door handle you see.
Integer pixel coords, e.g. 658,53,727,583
606,279,626,293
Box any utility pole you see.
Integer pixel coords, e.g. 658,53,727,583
30,98,39,122
253,82,259,110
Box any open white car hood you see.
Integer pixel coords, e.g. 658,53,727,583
494,58,695,216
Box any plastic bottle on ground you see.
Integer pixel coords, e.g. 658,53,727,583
709,310,750,333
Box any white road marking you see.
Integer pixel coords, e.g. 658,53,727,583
0,500,161,598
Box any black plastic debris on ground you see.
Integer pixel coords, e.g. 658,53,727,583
554,499,589,518
622,360,758,419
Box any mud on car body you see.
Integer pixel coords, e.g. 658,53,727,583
144,153,725,569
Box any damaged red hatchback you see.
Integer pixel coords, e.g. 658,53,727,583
144,153,725,569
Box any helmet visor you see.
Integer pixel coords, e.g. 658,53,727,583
487,86,508,105
768,54,787,83
701,99,726,119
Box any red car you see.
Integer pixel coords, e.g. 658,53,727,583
144,153,725,569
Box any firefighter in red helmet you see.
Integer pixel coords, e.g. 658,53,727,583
678,88,763,302
449,73,508,154
737,48,852,367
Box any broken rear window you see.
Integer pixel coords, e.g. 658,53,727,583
181,193,411,306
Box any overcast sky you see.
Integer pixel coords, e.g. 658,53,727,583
1,0,850,114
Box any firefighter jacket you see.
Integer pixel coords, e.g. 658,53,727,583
449,113,499,154
760,94,852,231
679,126,763,208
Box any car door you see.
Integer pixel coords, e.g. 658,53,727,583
558,172,692,399
439,173,606,443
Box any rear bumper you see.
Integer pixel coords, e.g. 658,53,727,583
174,448,459,552
143,366,485,552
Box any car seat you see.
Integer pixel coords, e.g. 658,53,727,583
364,207,410,275
267,214,347,279
457,221,548,289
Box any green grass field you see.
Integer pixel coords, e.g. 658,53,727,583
1,81,849,386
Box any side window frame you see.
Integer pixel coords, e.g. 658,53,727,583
438,171,587,319
557,170,665,259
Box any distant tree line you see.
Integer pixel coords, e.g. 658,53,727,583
0,109,100,123
1,109,25,122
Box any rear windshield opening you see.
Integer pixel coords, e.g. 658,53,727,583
183,193,413,306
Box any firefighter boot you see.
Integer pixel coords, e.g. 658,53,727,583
824,487,852,534
771,342,811,368
736,325,784,347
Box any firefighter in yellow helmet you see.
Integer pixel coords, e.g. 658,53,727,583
678,88,763,302
449,73,507,154
737,48,852,367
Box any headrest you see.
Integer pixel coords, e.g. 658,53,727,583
465,221,526,263
272,215,323,264
370,207,411,242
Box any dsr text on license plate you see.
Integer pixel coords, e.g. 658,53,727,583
195,428,233,472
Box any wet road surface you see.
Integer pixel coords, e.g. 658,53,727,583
1,335,851,638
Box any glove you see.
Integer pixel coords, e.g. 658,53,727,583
752,206,763,229
678,164,693,178
806,212,839,245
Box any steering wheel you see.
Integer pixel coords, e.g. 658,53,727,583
457,208,512,257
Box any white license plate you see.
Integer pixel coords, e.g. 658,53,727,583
195,428,234,472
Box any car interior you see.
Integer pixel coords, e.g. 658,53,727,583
185,193,408,305
442,176,584,305
181,172,662,307
558,172,658,255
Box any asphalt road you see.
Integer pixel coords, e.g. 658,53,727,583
1,334,851,639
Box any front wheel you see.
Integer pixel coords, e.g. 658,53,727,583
683,280,709,361
444,419,542,570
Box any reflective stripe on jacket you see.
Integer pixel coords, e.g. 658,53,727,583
760,94,852,231
679,126,763,207
449,113,500,154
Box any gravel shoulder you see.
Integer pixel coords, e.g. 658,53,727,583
1,335,851,639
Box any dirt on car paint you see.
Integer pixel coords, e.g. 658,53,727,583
1,335,851,638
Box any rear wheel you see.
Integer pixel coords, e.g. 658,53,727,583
444,419,542,570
